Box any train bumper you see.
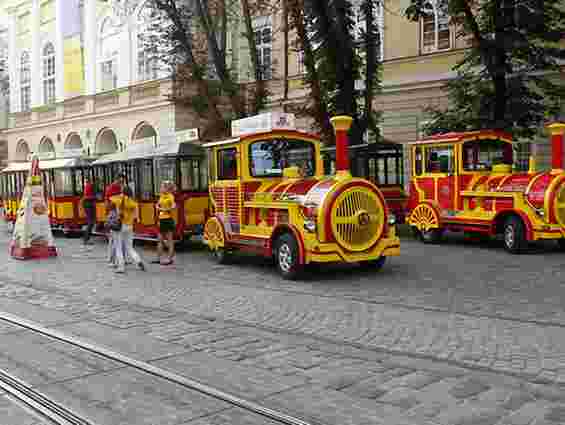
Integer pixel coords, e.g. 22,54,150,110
304,227,400,264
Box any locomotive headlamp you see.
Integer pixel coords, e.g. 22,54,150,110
388,214,397,225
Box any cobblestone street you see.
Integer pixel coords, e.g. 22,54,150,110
0,226,565,424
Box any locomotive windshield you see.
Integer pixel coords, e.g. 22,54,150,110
462,139,513,171
249,138,316,177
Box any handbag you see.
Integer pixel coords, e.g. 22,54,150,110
107,197,124,231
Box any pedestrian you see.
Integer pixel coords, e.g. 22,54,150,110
110,186,146,273
152,180,176,265
104,173,125,266
82,176,96,245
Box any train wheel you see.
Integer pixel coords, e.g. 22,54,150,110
420,228,443,244
503,216,527,254
274,233,303,280
362,256,386,271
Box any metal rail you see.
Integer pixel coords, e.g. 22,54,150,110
0,368,95,425
0,312,316,425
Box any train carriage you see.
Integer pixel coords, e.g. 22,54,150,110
405,124,565,252
91,137,210,242
202,113,400,279
321,141,407,223
1,156,93,234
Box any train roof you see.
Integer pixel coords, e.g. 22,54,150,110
92,141,204,165
1,158,90,172
409,129,513,145
202,129,321,148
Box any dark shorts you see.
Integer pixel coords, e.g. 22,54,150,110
159,218,176,234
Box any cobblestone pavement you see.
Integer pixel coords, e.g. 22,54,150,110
0,227,564,424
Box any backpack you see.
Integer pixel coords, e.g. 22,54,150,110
106,197,124,231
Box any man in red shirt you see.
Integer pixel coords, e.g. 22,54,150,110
82,177,96,245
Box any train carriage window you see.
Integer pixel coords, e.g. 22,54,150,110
154,157,177,194
425,145,454,174
217,148,238,180
75,169,84,196
180,158,200,191
462,139,512,171
139,160,153,200
53,169,74,196
200,157,208,190
249,139,315,177
93,166,105,200
414,146,423,176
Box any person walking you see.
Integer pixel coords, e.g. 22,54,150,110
104,174,125,266
110,186,146,273
152,181,176,265
82,177,96,245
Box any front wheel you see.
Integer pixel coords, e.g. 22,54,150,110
274,233,303,280
503,216,527,254
413,227,443,243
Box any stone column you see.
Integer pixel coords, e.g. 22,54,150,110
84,0,97,96
7,10,18,113
55,0,65,102
30,0,41,107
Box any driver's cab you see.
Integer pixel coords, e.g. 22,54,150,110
204,112,324,237
409,129,514,213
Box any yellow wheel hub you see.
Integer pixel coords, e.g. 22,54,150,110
204,217,225,250
409,204,439,232
330,187,384,252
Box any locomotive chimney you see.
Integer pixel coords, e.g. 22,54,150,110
547,122,565,172
330,115,353,175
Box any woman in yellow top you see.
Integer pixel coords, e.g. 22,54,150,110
153,180,176,265
110,186,146,273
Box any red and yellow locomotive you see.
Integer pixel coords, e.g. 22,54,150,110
406,123,565,252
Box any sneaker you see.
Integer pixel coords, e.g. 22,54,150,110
108,263,117,268
115,268,125,274
138,262,146,271
161,258,173,265
151,259,161,264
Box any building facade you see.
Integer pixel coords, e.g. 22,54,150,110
2,0,562,181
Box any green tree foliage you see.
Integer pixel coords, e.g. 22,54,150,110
406,0,565,138
146,0,273,140
289,0,384,144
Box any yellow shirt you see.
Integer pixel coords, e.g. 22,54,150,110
110,195,138,226
158,193,175,220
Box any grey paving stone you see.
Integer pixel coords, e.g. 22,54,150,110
502,401,552,425
182,407,283,425
262,383,413,425
377,387,422,411
434,401,508,425
449,378,492,399
152,351,307,400
544,404,565,423
52,320,189,361
0,394,49,425
377,371,442,391
302,359,385,390
40,367,230,425
0,298,79,327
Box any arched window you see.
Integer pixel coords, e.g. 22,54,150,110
42,43,56,104
99,17,120,90
20,52,31,111
421,1,451,53
136,3,160,81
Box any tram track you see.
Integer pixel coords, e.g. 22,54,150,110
0,311,316,425
0,368,95,425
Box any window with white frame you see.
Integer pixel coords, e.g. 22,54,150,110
136,4,159,82
99,17,120,91
421,1,451,53
20,52,31,111
352,1,384,60
253,17,272,80
296,50,305,75
42,43,56,104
